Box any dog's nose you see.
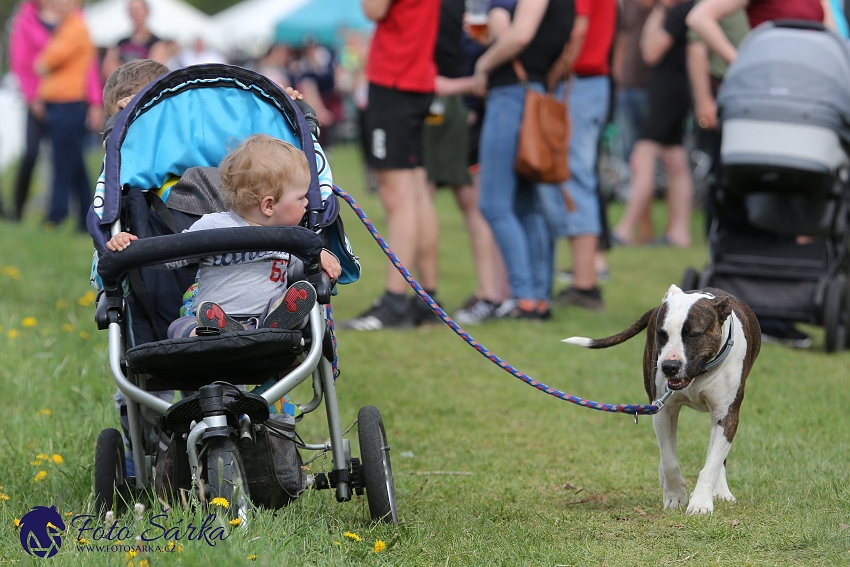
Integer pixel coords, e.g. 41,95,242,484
661,359,682,377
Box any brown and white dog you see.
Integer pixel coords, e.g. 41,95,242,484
564,285,760,514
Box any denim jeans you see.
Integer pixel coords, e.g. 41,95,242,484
616,87,649,161
479,83,553,301
46,101,91,228
538,75,610,239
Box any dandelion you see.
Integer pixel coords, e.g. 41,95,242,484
2,266,21,279
62,324,74,332
343,531,361,542
31,460,42,466
229,518,242,527
64,512,73,517
22,317,37,327
334,541,340,546
79,331,90,340
177,544,184,552
52,454,64,465
56,300,68,310
39,409,52,416
78,291,96,306
134,503,145,516
210,497,229,508
36,453,49,460
0,493,9,501
105,511,115,524
78,538,88,544
34,470,47,482
7,329,18,339
126,549,137,559
373,540,387,553
14,518,21,529
139,560,150,567
247,554,258,561
167,541,175,551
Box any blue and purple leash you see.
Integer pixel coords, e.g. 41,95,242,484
329,185,668,417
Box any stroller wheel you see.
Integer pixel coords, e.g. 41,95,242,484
680,267,700,292
205,438,252,524
94,428,129,515
357,406,398,523
824,277,847,353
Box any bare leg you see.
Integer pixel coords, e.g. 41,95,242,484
614,140,661,244
413,167,439,291
660,145,693,248
452,179,508,302
570,234,599,290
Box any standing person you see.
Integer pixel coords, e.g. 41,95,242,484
101,0,164,80
343,0,441,330
471,0,575,319
8,0,102,222
35,0,96,230
612,0,695,249
538,0,617,311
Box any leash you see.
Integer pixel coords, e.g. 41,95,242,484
330,185,671,418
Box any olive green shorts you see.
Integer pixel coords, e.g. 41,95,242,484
423,94,472,187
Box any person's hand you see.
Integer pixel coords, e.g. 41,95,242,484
106,232,138,251
319,249,341,281
30,100,46,121
284,86,304,100
695,95,718,130
471,68,488,98
116,95,135,112
87,105,105,132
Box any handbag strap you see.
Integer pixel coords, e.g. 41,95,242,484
512,58,569,103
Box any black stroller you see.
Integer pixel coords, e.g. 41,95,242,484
683,21,850,352
88,65,397,523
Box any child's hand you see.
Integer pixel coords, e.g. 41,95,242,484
106,232,137,251
319,249,341,281
116,95,135,111
284,86,304,101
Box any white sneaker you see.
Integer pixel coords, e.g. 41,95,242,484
453,299,497,325
493,299,518,319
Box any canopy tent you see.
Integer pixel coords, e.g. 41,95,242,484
83,0,218,48
210,0,308,56
274,0,373,46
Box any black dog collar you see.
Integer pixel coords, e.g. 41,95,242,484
700,318,735,374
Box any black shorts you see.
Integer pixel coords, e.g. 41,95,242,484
641,78,690,146
365,83,433,169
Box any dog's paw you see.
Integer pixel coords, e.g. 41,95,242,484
713,489,736,503
686,493,714,515
662,488,688,510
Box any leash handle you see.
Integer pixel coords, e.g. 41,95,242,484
333,185,664,416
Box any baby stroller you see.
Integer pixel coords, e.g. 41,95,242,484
682,21,850,352
88,64,397,523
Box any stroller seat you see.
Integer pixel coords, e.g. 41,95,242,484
126,328,304,391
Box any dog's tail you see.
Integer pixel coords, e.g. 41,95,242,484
563,307,656,349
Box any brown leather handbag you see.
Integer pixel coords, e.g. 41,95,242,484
513,59,571,184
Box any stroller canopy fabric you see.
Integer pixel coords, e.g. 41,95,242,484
719,21,850,143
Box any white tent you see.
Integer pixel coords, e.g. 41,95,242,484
210,0,308,56
83,0,219,49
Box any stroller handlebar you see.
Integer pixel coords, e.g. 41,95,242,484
97,226,324,291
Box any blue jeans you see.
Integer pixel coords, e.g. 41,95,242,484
46,101,91,228
479,83,553,301
538,75,610,239
616,87,649,162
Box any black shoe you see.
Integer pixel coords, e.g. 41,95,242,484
410,294,442,326
340,294,413,331
554,286,604,311
760,320,811,349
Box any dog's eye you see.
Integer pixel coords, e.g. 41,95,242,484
685,329,703,338
656,329,668,342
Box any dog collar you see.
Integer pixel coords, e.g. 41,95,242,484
701,317,735,374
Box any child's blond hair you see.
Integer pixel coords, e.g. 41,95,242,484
219,134,311,214
103,59,170,116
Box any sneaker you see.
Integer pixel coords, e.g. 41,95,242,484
457,294,480,311
453,299,497,325
493,298,518,318
556,268,610,285
508,299,551,320
263,281,317,330
555,286,604,311
197,301,245,333
340,294,413,331
410,294,443,326
760,321,812,349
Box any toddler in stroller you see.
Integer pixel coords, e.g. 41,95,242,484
89,64,397,523
683,20,850,351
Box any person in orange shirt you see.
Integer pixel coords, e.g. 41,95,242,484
35,0,95,230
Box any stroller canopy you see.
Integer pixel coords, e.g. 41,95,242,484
719,21,850,143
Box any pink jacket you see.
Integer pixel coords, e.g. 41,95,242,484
9,1,102,106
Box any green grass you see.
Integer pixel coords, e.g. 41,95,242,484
1,145,849,566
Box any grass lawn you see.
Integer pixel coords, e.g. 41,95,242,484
0,144,848,566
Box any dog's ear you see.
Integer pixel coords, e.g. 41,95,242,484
662,284,683,303
714,297,733,323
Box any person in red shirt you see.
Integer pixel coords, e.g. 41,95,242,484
343,0,441,330
686,0,832,63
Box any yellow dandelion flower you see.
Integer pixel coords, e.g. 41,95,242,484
52,454,64,465
228,518,242,526
39,409,52,416
126,549,137,558
8,329,18,339
210,497,229,508
56,299,68,310
373,540,387,553
14,518,21,529
79,331,90,340
64,512,73,517
62,324,74,332
247,554,258,561
34,470,47,482
167,541,175,551
334,541,341,546
139,560,150,567
343,531,361,542
177,544,183,552
22,317,37,327
36,453,50,459
78,291,96,306
0,493,9,501
3,267,21,279
77,538,88,544
31,460,42,466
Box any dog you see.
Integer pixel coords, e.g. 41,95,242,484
563,285,760,514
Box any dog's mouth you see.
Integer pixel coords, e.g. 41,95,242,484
666,376,694,390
